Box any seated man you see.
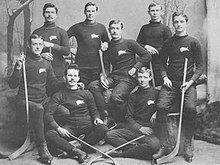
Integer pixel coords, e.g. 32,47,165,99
8,34,56,164
104,67,160,160
44,64,108,164
88,19,151,124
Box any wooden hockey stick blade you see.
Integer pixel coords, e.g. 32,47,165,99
70,133,118,165
155,142,179,164
89,135,145,165
8,131,31,160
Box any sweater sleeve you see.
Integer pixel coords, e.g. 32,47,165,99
52,30,70,56
101,26,110,43
125,93,142,130
8,64,22,89
160,41,169,78
85,90,100,120
136,26,145,48
44,92,64,129
131,41,152,69
191,40,204,81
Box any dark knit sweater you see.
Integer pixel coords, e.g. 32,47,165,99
45,87,100,129
125,87,158,130
67,20,109,69
8,54,58,103
136,21,172,64
160,34,204,84
32,22,70,78
103,38,152,78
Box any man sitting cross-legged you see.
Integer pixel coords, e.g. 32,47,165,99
44,64,108,164
104,67,160,160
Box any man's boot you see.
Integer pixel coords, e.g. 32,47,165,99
184,137,193,163
70,148,88,164
38,141,53,164
152,146,169,160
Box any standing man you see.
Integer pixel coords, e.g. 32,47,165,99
44,64,108,164
8,34,57,164
67,2,109,88
88,20,151,124
137,2,172,87
153,12,204,163
104,67,160,160
33,3,70,95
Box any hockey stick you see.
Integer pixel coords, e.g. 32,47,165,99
99,49,109,90
149,61,156,88
155,57,188,164
89,134,145,165
8,53,31,160
69,133,118,165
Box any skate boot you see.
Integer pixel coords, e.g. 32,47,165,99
184,138,193,163
70,148,88,164
38,141,53,164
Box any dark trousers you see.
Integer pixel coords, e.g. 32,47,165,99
17,98,49,145
105,128,160,160
45,124,108,154
88,76,137,122
156,85,197,146
80,68,101,89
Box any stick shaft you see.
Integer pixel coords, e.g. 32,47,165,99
157,58,188,164
149,61,156,88
8,53,31,160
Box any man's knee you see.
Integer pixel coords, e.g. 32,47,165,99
45,129,59,141
105,129,121,143
88,80,102,92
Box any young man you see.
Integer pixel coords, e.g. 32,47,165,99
8,34,57,164
88,20,152,124
104,67,160,160
153,12,204,163
137,2,172,87
67,2,109,88
33,3,70,93
44,64,108,164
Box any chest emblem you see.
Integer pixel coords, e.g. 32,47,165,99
118,50,127,56
147,100,155,105
39,68,46,74
180,47,189,53
76,100,85,105
91,34,99,39
49,35,57,41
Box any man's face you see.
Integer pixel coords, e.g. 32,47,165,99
109,23,123,40
65,69,80,88
43,7,57,23
30,38,44,56
137,72,151,88
148,5,162,22
84,5,97,21
173,15,187,33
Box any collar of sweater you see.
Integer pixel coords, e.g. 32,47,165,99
27,53,41,60
149,20,162,26
43,21,56,28
111,37,123,44
83,20,97,26
173,34,188,39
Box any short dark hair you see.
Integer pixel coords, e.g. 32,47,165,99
136,67,151,77
28,34,43,45
64,63,80,76
43,3,58,15
109,19,123,29
148,2,162,11
84,2,98,12
172,11,188,23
